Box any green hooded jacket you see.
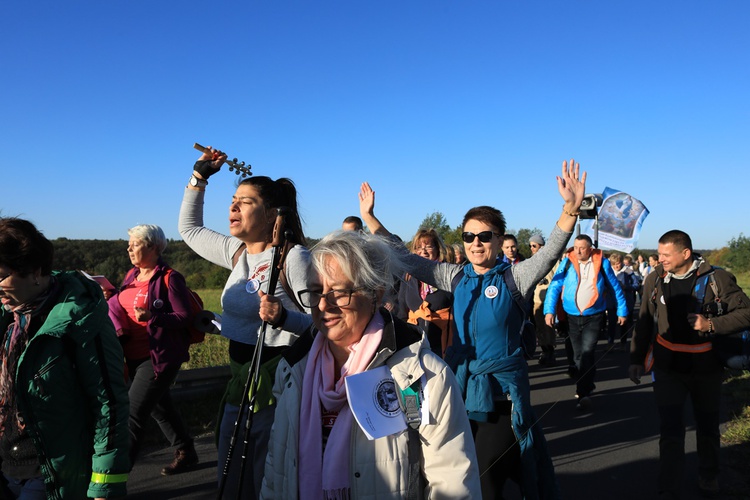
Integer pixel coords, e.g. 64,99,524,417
1,271,130,499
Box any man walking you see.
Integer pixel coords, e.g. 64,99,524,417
530,235,558,365
544,234,627,410
629,230,750,499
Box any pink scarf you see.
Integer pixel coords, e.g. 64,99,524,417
298,311,385,500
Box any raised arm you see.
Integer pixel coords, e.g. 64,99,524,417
555,159,587,233
358,182,390,236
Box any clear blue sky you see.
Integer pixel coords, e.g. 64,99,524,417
2,1,748,251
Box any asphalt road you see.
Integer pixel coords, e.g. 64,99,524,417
127,338,740,499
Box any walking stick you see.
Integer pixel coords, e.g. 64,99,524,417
217,208,292,500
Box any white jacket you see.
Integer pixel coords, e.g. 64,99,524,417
260,311,481,499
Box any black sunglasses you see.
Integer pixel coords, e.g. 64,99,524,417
461,231,498,244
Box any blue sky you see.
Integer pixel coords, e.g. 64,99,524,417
2,1,748,250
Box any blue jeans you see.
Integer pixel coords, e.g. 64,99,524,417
567,313,604,397
2,474,45,500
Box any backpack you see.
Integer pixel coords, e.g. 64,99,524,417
162,269,206,345
693,269,750,370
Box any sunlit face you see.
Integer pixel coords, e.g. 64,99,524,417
310,257,376,355
573,240,593,262
341,222,359,232
0,266,41,309
658,242,692,275
649,256,659,267
502,239,518,260
229,184,273,243
127,237,159,269
530,242,543,255
463,219,501,274
414,237,440,261
611,260,622,272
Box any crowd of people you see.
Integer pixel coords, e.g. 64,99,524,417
1,148,748,500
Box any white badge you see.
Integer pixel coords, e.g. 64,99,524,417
246,279,261,294
485,285,499,299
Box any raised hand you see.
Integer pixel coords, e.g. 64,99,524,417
358,182,389,235
193,144,228,180
557,158,587,209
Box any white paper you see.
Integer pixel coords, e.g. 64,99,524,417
345,365,407,440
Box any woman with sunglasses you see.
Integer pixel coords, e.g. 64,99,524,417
260,230,481,499
397,229,453,358
359,160,586,500
179,147,312,499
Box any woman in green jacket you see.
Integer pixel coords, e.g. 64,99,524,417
0,217,130,499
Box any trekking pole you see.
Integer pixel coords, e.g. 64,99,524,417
216,208,290,500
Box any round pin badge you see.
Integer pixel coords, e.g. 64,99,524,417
246,279,260,294
484,285,499,299
153,299,164,309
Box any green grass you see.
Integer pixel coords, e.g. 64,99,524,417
184,288,230,369
723,371,750,445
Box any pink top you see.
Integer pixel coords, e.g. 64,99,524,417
118,280,150,360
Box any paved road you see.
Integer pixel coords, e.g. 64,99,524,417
128,338,738,499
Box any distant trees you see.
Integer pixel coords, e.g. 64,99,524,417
52,238,229,289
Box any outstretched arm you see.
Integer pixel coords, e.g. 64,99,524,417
358,182,390,236
555,159,587,232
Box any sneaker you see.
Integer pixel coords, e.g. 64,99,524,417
161,445,198,476
576,396,592,411
697,476,719,497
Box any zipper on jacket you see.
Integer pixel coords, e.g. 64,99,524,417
32,355,62,397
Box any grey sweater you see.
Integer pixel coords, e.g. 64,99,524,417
403,224,573,300
179,188,312,346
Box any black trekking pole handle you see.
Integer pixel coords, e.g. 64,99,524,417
216,208,291,500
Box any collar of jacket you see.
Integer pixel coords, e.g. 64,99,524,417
122,257,170,286
282,307,422,369
462,258,511,279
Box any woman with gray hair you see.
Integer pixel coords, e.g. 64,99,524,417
107,224,198,474
261,230,480,499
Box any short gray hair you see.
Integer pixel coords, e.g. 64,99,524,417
310,231,405,296
127,224,167,254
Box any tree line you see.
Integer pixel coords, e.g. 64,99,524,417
50,219,749,291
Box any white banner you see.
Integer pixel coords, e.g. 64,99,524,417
579,187,649,252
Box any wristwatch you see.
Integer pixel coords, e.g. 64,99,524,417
189,174,208,188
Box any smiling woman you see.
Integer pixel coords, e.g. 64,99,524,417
357,159,587,500
261,230,481,499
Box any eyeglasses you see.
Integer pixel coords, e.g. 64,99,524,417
415,245,436,252
461,231,499,244
297,288,365,308
530,244,541,249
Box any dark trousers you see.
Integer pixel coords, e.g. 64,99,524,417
653,368,722,496
127,358,193,465
567,313,604,397
470,402,522,500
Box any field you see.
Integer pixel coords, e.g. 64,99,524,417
184,289,229,369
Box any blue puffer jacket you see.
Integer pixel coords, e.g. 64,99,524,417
544,249,628,318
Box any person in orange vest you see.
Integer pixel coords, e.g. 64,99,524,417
544,234,628,410
629,229,750,499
